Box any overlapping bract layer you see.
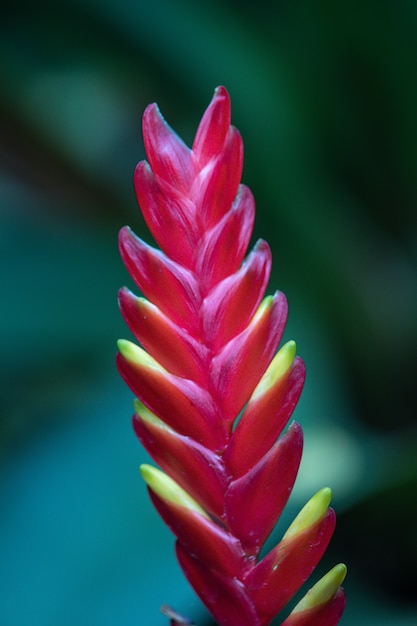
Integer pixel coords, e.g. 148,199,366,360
118,86,346,625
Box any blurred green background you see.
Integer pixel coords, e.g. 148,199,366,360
1,0,416,624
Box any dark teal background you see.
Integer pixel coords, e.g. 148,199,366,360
1,1,416,624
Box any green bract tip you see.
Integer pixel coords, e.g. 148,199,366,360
140,464,209,519
283,487,332,540
117,339,165,372
133,399,173,431
291,563,347,613
252,340,296,399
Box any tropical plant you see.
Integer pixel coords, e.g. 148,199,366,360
117,86,346,626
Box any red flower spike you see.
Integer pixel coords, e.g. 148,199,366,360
118,86,346,625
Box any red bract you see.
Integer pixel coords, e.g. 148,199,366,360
118,86,346,625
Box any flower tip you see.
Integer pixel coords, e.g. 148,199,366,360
283,487,332,539
118,224,130,243
117,337,131,355
133,399,172,432
291,563,347,613
213,84,229,99
117,339,162,372
139,462,156,483
133,398,152,419
117,338,141,362
143,101,161,123
273,338,297,372
139,464,209,518
252,339,297,400
118,225,139,259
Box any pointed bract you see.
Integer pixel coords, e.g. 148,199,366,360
142,103,194,193
201,239,272,351
117,341,226,448
134,161,199,268
176,542,261,626
133,403,227,517
281,565,347,626
283,488,333,540
224,422,303,554
118,288,209,384
140,464,208,518
195,185,255,292
196,126,244,228
210,292,288,422
246,508,336,622
148,489,246,578
192,86,231,166
225,351,305,476
118,227,201,333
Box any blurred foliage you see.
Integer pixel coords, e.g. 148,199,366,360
1,0,416,624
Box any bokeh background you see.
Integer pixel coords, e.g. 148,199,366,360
1,1,416,624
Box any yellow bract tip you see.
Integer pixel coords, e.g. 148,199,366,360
291,563,347,613
283,487,332,540
139,464,209,519
251,340,296,400
117,339,164,372
249,294,273,325
133,400,173,432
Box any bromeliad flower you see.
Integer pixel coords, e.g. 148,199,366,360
117,86,346,625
